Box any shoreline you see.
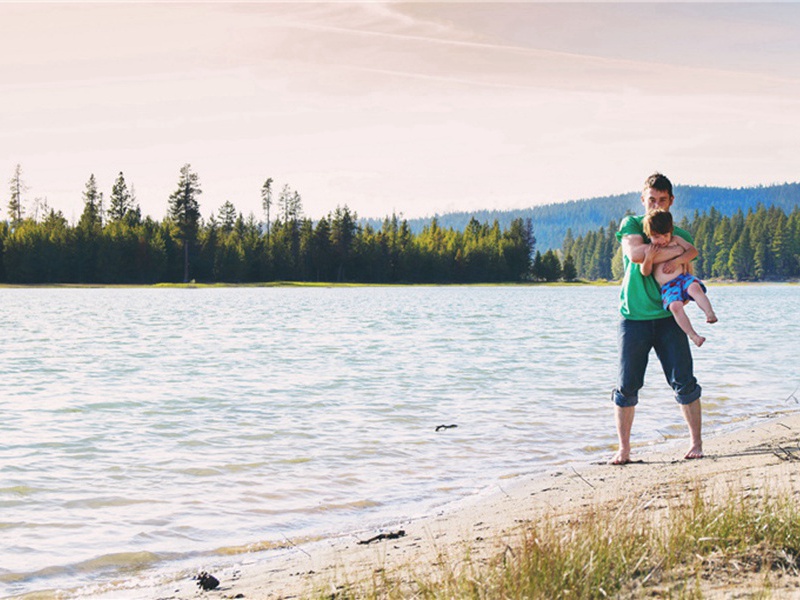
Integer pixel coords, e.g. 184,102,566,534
78,408,800,600
1,280,797,290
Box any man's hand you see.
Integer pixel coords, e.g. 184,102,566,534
661,257,681,274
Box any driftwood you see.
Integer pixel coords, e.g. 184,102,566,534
435,424,458,432
772,444,800,462
786,386,799,404
358,529,406,545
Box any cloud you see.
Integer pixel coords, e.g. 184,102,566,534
1,2,799,222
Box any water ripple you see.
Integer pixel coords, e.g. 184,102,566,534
0,284,797,597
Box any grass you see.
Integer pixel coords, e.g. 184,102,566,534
314,487,800,599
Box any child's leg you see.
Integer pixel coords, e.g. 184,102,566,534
668,300,705,347
687,281,718,323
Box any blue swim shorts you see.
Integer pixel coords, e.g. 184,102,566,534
661,273,706,309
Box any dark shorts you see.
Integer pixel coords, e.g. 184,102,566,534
612,316,701,407
660,273,706,309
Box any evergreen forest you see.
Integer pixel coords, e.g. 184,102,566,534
1,165,534,284
562,205,800,282
3,164,799,285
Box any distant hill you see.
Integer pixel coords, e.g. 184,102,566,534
362,182,800,251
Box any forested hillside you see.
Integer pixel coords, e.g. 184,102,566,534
562,204,800,282
383,182,800,250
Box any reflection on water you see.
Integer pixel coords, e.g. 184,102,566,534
0,284,797,597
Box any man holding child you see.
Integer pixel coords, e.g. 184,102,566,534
611,172,707,465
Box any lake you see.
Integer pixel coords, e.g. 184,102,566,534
1,284,797,598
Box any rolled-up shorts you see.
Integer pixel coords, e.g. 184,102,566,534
613,317,701,407
661,273,706,309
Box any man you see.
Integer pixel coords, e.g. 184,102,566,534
611,172,702,465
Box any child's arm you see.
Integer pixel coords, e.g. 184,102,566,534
640,243,658,276
622,234,684,265
662,236,698,274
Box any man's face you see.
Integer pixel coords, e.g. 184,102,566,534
641,188,674,213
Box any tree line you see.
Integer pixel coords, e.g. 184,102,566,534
2,164,535,284
5,164,799,284
562,204,800,282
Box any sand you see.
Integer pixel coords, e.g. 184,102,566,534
94,409,800,599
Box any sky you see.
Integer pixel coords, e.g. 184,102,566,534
2,1,800,223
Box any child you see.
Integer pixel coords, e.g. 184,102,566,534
641,210,718,347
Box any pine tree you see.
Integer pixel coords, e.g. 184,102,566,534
753,239,769,280
693,216,714,279
108,171,133,222
330,205,357,282
771,216,792,278
74,174,103,282
728,226,754,281
290,190,303,222
311,216,333,281
531,250,544,280
261,177,273,245
587,228,606,280
541,249,562,282
168,164,202,282
562,228,574,258
711,219,732,279
502,218,535,281
78,174,102,231
218,201,237,233
8,164,27,227
278,184,298,223
562,253,577,281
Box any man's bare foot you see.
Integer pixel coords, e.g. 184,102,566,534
706,312,718,324
610,450,631,465
684,445,704,460
690,334,705,347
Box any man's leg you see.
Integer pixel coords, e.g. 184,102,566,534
612,405,635,464
680,398,703,459
654,317,703,459
611,319,651,464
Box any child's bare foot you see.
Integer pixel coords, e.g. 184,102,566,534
684,444,703,459
690,334,705,347
706,312,718,324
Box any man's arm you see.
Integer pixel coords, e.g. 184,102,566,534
661,236,698,274
671,235,698,255
622,234,684,265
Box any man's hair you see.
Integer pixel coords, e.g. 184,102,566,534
643,172,673,197
643,209,673,237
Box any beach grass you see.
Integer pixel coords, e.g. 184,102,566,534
313,486,800,599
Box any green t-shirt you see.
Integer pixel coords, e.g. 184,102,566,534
616,215,694,321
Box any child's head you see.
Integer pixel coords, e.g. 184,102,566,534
643,209,673,246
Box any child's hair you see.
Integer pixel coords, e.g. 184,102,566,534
643,209,673,237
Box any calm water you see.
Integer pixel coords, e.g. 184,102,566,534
1,285,798,598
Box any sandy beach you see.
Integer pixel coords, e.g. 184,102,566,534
83,407,800,600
